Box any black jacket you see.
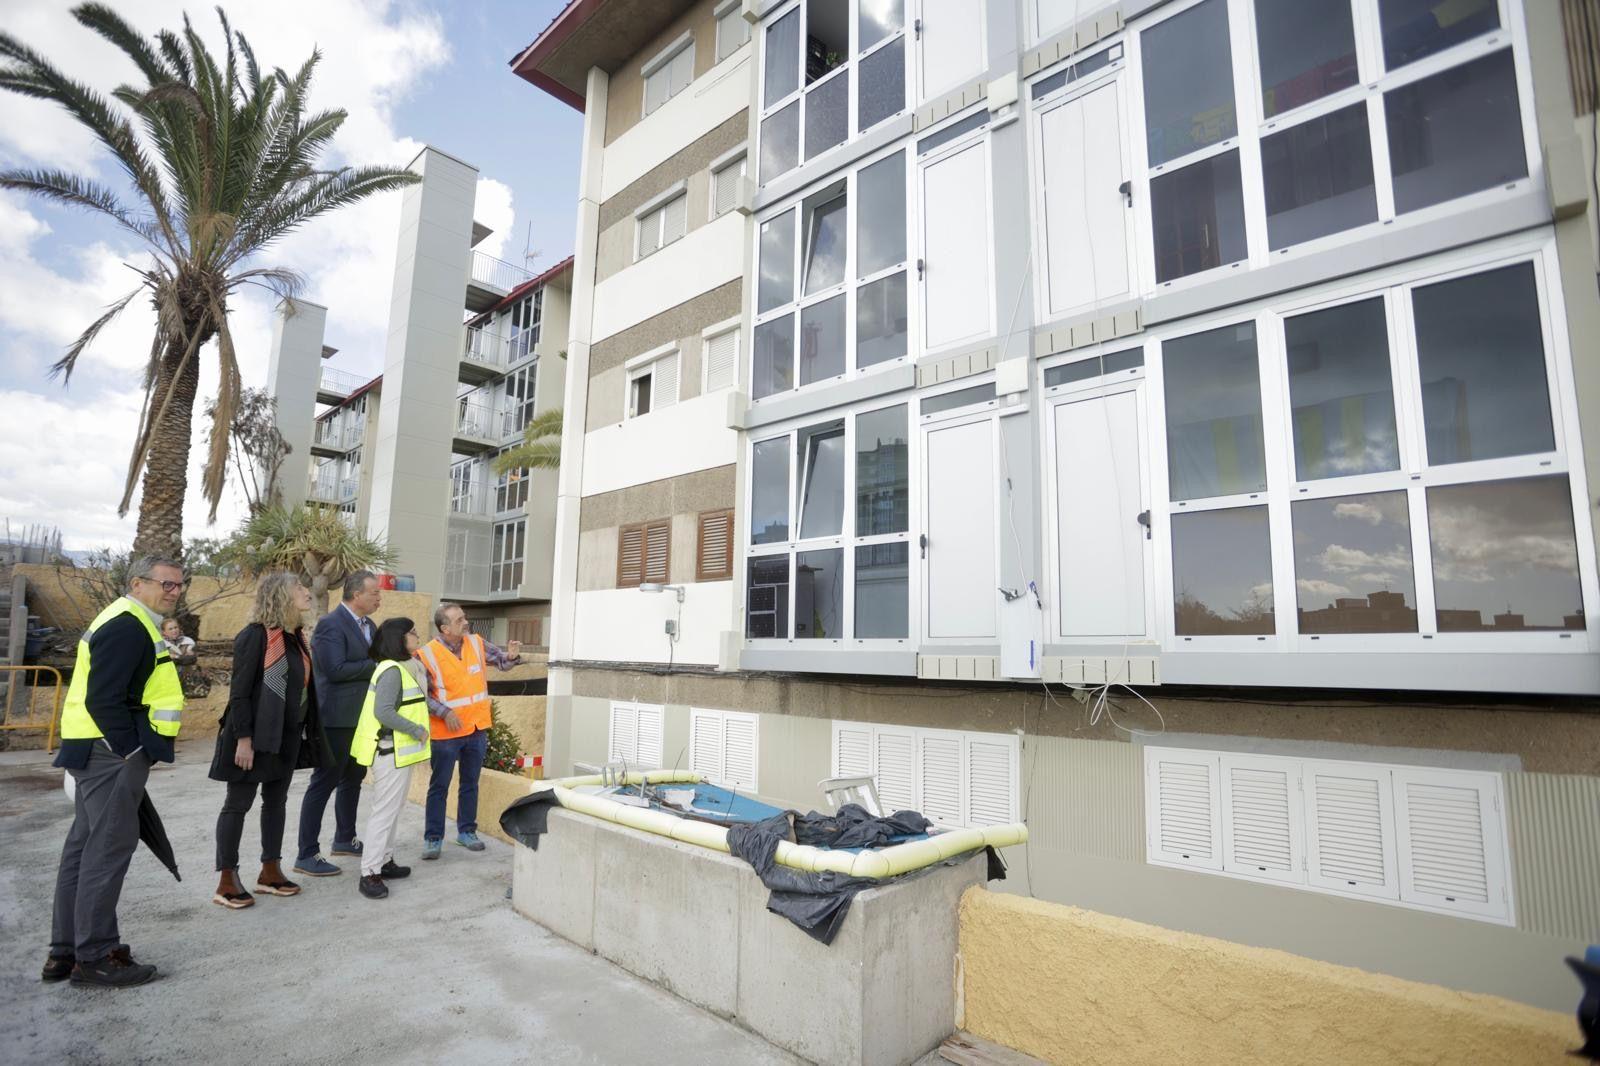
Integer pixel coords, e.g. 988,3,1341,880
55,612,175,770
209,624,332,783
311,605,376,728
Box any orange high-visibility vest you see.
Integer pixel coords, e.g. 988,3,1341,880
419,634,492,740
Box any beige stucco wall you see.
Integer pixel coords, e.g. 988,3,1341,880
602,0,720,146
959,890,1574,1066
405,765,534,846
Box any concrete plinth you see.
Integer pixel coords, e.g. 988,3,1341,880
512,807,986,1066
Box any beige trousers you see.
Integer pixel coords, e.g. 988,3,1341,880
360,751,414,877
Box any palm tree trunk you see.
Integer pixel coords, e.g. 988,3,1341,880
132,333,202,559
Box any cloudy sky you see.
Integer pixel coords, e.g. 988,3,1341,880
0,0,580,550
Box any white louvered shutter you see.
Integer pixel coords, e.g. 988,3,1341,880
918,732,962,826
1221,755,1305,885
722,712,758,790
705,329,738,391
652,353,679,409
638,209,662,257
834,723,872,777
713,158,745,216
608,702,636,763
1392,768,1511,923
635,704,664,767
874,729,916,813
965,735,1016,827
1144,748,1222,871
690,709,722,781
1304,761,1399,900
661,193,687,246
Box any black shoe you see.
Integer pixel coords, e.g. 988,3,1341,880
358,875,388,899
42,954,73,983
70,953,157,988
379,860,411,880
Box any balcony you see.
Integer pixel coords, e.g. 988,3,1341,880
460,324,508,385
452,393,498,454
466,251,531,314
316,367,365,406
309,478,340,504
339,476,360,502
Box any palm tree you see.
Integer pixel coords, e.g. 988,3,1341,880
492,408,563,475
0,6,419,557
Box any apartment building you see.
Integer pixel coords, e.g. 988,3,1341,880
269,146,573,644
516,0,1600,1011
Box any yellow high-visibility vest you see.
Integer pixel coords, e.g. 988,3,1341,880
352,658,432,768
60,596,183,740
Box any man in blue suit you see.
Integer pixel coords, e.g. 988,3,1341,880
294,570,382,876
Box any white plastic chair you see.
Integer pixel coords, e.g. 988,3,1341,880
817,775,882,817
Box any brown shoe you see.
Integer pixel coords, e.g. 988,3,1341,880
42,954,73,982
255,862,301,896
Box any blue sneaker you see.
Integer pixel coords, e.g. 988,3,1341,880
292,855,341,877
330,839,363,856
455,831,486,852
421,838,442,861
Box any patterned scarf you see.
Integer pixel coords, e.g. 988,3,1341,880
262,626,311,723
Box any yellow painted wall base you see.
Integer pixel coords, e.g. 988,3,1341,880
405,765,533,846
959,889,1575,1065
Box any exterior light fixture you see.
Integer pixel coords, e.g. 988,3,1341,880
638,582,686,603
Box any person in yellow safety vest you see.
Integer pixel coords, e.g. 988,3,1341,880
45,556,186,989
416,603,523,860
349,617,431,900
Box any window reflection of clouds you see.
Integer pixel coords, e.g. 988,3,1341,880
1292,491,1417,633
1171,506,1275,635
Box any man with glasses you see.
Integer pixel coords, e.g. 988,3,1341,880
45,557,186,988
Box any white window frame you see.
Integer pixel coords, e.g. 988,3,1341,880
626,343,681,419
490,517,526,594
635,184,689,261
714,0,750,63
1143,745,1515,924
690,707,760,790
493,450,529,515
608,700,666,766
642,31,696,116
744,395,918,648
449,457,478,515
750,141,915,403
755,0,912,186
829,720,1020,828
1119,0,1539,300
702,316,742,393
499,362,538,439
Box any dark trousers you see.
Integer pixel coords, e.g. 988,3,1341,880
424,728,488,841
50,743,149,962
296,726,364,861
216,775,293,871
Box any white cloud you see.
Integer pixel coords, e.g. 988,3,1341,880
0,2,461,551
1332,500,1384,526
1296,578,1351,601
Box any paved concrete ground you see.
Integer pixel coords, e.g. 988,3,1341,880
0,743,804,1065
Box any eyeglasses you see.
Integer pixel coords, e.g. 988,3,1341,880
138,577,188,593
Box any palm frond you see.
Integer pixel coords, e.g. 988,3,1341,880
49,288,140,383
0,167,160,244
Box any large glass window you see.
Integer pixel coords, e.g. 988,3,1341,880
1379,0,1498,70
1427,477,1583,632
758,0,908,185
1172,506,1275,635
795,548,845,637
1261,104,1377,249
1254,0,1358,117
1292,491,1418,633
1284,297,1400,480
1412,262,1554,465
1151,151,1247,282
855,405,908,535
747,556,791,637
753,149,909,399
1163,322,1266,500
854,542,909,637
1385,49,1527,215
490,519,526,593
751,437,790,543
797,420,846,538
1141,0,1236,167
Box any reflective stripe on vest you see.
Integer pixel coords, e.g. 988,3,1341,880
351,658,432,769
420,634,491,741
60,596,184,740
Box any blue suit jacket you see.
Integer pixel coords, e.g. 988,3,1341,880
311,606,376,729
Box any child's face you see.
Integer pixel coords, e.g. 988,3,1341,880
162,621,182,641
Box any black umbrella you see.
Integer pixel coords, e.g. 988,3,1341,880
137,791,181,882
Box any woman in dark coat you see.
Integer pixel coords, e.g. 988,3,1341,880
210,572,330,909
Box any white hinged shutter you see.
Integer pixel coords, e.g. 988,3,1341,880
662,193,687,245
653,352,680,409
1220,755,1305,885
608,701,636,763
705,329,738,391
874,728,916,813
918,732,963,826
690,709,722,782
713,159,745,216
722,712,758,790
634,704,664,767
834,723,873,777
1392,768,1511,923
638,209,662,257
1304,761,1399,900
1144,748,1222,870
965,735,1016,827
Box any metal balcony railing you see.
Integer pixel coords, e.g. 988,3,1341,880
470,251,531,294
338,477,359,501
314,420,340,447
455,398,496,440
450,474,489,515
319,367,365,396
462,324,508,370
341,420,365,449
310,478,340,503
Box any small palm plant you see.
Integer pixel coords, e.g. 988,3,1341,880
0,6,419,557
229,503,397,615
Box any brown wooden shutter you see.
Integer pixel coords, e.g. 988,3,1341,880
617,525,645,587
643,520,671,584
697,509,734,581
